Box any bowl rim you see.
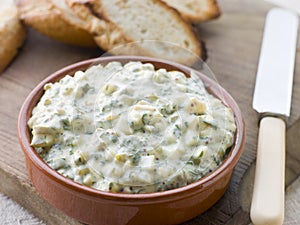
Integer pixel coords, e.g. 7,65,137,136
18,55,245,202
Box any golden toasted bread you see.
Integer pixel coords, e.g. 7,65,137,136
0,0,26,73
67,0,202,63
17,0,97,47
66,0,128,51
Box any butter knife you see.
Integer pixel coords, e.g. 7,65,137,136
251,8,298,225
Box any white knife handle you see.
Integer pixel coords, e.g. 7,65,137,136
250,116,285,225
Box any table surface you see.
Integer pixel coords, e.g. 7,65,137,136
1,0,300,224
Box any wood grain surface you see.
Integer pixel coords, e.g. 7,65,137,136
1,0,300,224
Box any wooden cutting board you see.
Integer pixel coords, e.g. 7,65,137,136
1,0,300,224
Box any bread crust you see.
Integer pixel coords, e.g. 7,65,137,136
67,0,202,63
0,0,26,73
17,0,97,47
66,0,129,51
11,0,208,66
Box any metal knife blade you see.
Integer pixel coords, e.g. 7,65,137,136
252,8,298,116
251,8,298,225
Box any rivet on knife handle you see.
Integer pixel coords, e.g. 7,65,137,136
250,117,285,225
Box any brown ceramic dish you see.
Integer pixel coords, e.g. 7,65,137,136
18,56,245,225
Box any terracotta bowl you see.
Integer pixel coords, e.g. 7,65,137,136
18,56,245,225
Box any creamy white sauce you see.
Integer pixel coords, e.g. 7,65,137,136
28,61,236,193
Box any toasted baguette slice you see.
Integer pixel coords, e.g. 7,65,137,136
161,0,220,22
0,0,26,73
66,0,128,51
67,0,202,63
17,0,96,47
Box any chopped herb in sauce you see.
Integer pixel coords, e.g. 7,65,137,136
28,61,236,194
